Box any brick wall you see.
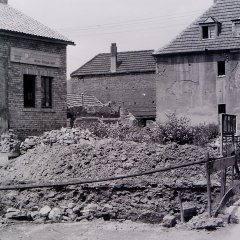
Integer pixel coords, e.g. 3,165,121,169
0,34,67,138
70,73,156,113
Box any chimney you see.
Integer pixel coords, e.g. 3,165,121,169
0,0,8,4
110,43,117,73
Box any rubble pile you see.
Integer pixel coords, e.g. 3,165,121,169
0,138,221,225
0,131,20,153
20,127,96,153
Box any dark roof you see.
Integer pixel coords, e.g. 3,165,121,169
67,94,103,108
71,50,156,77
0,3,74,44
154,0,240,55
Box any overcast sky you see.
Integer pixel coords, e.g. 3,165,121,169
9,0,213,78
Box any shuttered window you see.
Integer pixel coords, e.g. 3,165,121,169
41,77,52,108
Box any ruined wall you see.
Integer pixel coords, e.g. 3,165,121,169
156,52,240,125
70,73,156,113
0,34,67,138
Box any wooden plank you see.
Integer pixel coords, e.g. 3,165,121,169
206,154,212,218
178,191,184,223
210,156,236,173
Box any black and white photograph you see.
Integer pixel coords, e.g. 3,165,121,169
1,0,240,239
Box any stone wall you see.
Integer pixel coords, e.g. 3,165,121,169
156,52,240,125
0,34,67,138
69,73,156,113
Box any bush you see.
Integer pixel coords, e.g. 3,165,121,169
85,113,219,146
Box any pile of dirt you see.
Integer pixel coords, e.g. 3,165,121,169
0,135,221,224
20,127,96,153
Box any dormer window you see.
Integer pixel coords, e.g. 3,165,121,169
232,19,240,37
199,17,221,39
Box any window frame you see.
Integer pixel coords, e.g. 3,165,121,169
23,74,36,108
41,76,53,108
217,61,226,77
201,24,217,39
232,20,240,37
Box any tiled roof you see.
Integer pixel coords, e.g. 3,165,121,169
0,3,74,44
71,50,156,76
154,0,240,55
67,94,103,108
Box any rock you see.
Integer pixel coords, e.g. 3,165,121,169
68,203,75,209
5,210,30,221
82,204,99,215
6,207,19,213
138,212,164,224
49,208,62,222
73,205,81,214
30,211,40,221
188,215,224,230
183,203,197,220
224,206,240,223
39,206,51,217
162,215,177,228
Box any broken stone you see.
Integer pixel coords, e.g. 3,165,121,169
188,215,224,230
138,212,164,224
39,206,51,217
162,215,177,228
49,208,62,222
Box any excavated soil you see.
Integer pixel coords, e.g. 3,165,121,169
0,136,221,223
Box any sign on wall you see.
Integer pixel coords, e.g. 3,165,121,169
10,47,61,68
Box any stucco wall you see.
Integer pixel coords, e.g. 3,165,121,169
0,34,67,138
156,52,240,125
70,73,156,114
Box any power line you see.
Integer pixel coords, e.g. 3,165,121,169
56,10,203,32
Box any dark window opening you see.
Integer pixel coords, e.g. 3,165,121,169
202,26,209,39
24,74,36,108
218,104,226,114
152,101,155,104
218,61,226,76
134,102,137,105
41,76,52,108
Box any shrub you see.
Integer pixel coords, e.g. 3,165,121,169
84,113,219,146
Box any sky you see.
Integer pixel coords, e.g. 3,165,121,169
9,0,213,78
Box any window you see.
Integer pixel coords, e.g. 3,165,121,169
41,76,52,108
202,25,216,39
218,104,226,114
233,21,240,36
24,74,36,108
217,61,226,76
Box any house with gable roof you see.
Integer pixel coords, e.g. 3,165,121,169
154,0,240,125
70,43,156,123
0,0,74,137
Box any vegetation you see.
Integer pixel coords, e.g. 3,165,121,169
88,112,219,146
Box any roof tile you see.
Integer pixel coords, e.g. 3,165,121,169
0,3,73,44
71,50,156,76
154,0,240,55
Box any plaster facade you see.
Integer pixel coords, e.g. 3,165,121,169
156,51,240,125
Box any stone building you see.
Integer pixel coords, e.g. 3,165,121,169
0,0,74,137
154,0,240,125
70,43,156,122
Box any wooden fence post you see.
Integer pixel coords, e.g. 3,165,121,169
206,153,212,218
178,191,184,223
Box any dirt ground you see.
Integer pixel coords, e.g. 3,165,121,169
0,221,239,240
